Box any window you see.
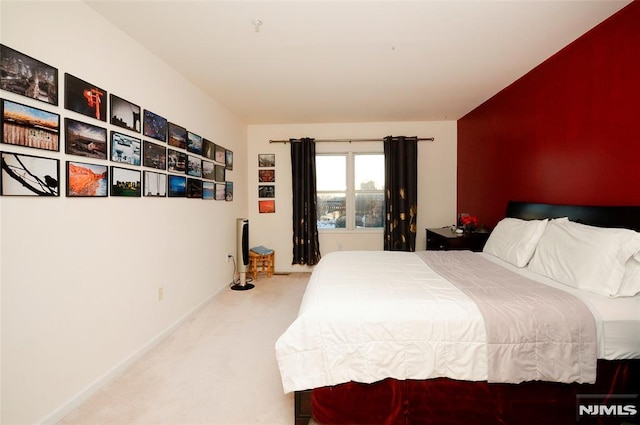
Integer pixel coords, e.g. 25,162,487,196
316,153,384,230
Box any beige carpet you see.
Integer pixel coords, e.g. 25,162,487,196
59,273,311,425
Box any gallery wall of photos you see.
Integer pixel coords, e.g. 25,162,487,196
0,44,234,200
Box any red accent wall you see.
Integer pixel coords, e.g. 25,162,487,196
457,1,640,228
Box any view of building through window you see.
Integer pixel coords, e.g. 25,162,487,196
316,153,384,229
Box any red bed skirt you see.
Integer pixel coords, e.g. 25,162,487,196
310,360,639,425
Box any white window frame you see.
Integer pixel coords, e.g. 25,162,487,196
316,152,384,232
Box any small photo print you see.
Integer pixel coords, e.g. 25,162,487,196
259,199,275,213
258,169,274,182
110,94,141,132
187,178,202,199
215,164,225,182
110,166,141,197
143,171,167,197
225,181,233,201
167,149,187,173
168,122,187,149
1,99,60,151
187,155,202,177
65,118,107,159
187,131,202,155
225,149,233,170
168,174,186,197
258,154,275,167
202,139,214,160
214,144,226,164
258,185,275,198
202,160,215,180
143,140,166,170
64,73,107,121
111,131,141,165
1,151,59,196
66,161,108,197
202,181,214,200
143,109,167,142
215,182,225,201
0,44,58,105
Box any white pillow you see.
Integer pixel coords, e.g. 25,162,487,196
618,253,640,297
527,218,640,297
483,217,549,267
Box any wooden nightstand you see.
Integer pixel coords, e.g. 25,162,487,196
425,228,490,252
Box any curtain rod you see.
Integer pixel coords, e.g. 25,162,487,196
269,137,435,144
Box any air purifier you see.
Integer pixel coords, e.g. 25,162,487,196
232,218,254,290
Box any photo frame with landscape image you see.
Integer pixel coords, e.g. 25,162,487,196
202,160,215,180
1,98,60,151
202,139,214,160
64,73,107,121
167,148,186,173
110,166,141,197
225,149,233,170
111,131,141,165
65,118,107,159
258,185,275,198
187,155,202,177
110,94,140,133
214,164,225,182
259,200,275,213
168,174,186,197
187,178,202,199
143,170,167,197
143,140,166,170
1,151,59,196
0,44,58,106
66,161,108,197
167,122,187,150
225,181,233,201
202,181,214,200
258,153,275,168
187,131,202,155
214,144,226,164
143,109,167,142
215,182,226,201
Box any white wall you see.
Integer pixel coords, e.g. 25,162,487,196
247,121,457,273
1,2,247,424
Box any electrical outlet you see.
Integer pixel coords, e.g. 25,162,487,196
226,253,233,263
157,287,164,301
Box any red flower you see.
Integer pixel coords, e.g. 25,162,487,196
461,215,479,227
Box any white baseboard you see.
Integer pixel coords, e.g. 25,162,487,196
38,290,220,425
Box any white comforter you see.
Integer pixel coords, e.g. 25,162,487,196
275,250,597,393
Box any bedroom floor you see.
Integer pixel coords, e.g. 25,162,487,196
58,273,311,425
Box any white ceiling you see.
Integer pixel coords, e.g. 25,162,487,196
86,0,630,125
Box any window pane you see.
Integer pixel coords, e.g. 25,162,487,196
317,193,346,228
355,192,384,228
355,154,384,191
316,155,346,191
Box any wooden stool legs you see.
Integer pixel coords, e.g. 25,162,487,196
249,251,275,280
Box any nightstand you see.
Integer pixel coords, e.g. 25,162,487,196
425,228,491,252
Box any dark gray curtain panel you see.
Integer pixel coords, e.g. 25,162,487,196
384,136,418,252
291,138,321,265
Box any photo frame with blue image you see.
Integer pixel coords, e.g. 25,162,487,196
111,131,141,165
168,174,186,197
143,109,167,142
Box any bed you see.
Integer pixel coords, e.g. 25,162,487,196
276,201,640,425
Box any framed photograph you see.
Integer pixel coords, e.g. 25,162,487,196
225,149,233,170
167,122,187,149
167,148,186,173
202,139,215,160
258,185,275,198
144,170,166,197
187,178,202,199
1,151,59,196
259,200,276,213
0,44,58,105
110,94,140,132
64,73,107,121
215,182,226,201
110,166,141,197
1,98,59,151
65,118,107,159
66,161,108,197
214,164,225,182
258,169,275,182
187,131,202,155
225,181,233,201
202,181,215,200
143,140,166,170
214,144,226,164
202,160,214,180
187,154,202,177
258,154,275,167
143,109,167,142
168,174,186,197
111,131,141,165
